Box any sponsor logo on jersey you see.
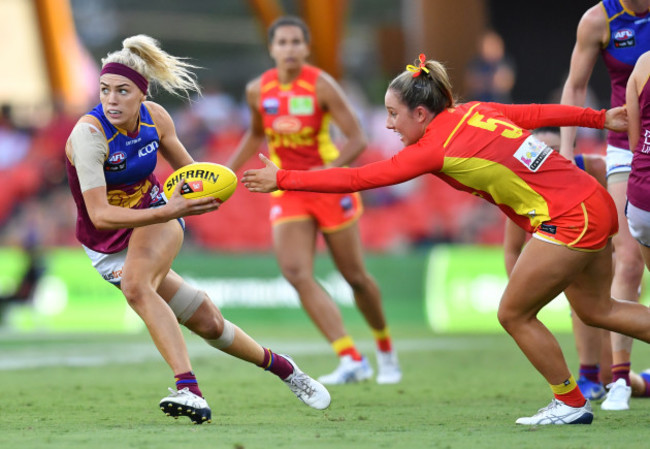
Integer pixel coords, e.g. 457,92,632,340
138,140,159,157
340,195,353,212
105,151,127,172
270,205,282,221
263,98,280,114
289,96,314,115
642,129,650,154
149,185,165,207
540,223,557,235
613,28,635,48
272,116,302,134
125,137,142,146
102,269,123,282
514,137,551,172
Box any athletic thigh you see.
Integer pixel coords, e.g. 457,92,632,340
272,219,318,276
501,238,596,320
323,222,368,279
564,241,614,324
122,220,184,288
609,180,642,256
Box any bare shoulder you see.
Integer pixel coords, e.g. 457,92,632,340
636,51,650,71
628,51,650,92
244,76,262,105
144,101,173,125
315,70,341,95
77,114,102,130
315,70,346,108
577,4,609,44
143,100,169,118
143,101,175,140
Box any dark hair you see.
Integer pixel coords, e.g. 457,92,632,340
268,16,310,44
532,126,560,136
388,57,454,115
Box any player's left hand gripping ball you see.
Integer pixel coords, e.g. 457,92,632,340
164,162,237,203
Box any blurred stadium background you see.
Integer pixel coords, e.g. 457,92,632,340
0,0,638,335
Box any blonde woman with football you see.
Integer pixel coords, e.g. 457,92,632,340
65,34,329,424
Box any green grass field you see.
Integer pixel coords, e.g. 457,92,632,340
2,311,650,449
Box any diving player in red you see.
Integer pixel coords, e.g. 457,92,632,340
242,54,650,425
228,16,400,384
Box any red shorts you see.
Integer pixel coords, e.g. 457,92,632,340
269,190,363,233
533,186,618,251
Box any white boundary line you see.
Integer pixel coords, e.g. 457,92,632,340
0,337,487,371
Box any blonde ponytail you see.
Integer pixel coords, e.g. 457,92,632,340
102,34,201,99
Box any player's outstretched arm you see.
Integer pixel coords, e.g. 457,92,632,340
242,154,280,193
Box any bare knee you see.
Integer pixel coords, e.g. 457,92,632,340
191,311,225,340
497,305,529,335
120,276,151,310
280,262,313,288
571,297,613,328
613,254,644,286
341,270,374,292
181,292,225,339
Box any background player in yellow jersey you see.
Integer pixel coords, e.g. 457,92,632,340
228,16,401,384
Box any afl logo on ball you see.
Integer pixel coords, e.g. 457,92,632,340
105,151,127,172
614,28,635,48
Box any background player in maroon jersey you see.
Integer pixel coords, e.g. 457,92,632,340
626,51,650,289
560,0,650,410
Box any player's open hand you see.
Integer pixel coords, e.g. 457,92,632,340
166,179,220,217
604,106,628,132
242,154,279,193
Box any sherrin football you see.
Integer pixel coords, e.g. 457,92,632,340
164,162,237,203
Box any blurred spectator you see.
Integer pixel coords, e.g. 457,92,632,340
0,104,32,171
0,227,46,322
464,30,516,103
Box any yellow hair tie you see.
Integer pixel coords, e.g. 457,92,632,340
406,53,430,78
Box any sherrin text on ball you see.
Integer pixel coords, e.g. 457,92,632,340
164,162,237,203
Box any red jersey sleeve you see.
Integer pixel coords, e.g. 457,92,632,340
483,103,606,130
277,132,444,193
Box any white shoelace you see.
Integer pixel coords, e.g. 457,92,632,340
288,373,316,397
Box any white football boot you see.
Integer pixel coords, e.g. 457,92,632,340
516,398,593,425
318,355,373,385
601,378,632,411
159,387,212,424
281,355,331,410
376,350,402,384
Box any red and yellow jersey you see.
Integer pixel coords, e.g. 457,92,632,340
277,102,607,233
259,64,339,170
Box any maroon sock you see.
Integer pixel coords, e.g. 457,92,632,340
258,348,294,380
175,371,203,397
611,362,631,385
579,364,600,383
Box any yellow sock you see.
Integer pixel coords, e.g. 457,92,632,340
550,375,585,407
331,336,362,361
372,327,392,352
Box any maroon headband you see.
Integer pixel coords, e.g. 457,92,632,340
100,62,149,94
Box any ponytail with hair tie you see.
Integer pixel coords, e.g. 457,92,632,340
406,54,430,78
